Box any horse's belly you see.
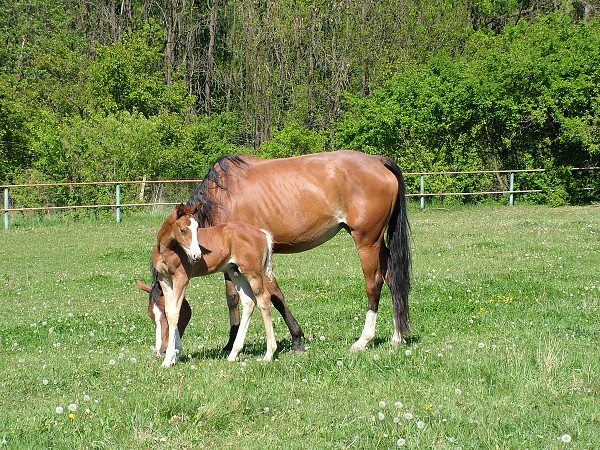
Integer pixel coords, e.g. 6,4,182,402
227,206,345,254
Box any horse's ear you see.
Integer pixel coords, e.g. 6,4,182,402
176,203,186,218
135,278,151,293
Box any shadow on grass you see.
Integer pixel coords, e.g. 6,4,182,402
178,335,420,364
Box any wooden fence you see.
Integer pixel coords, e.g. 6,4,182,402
2,168,598,230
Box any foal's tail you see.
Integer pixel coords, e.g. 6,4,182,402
261,230,275,282
383,158,412,334
149,265,163,307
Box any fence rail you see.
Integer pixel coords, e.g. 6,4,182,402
2,168,598,230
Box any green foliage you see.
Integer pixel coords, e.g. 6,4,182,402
335,13,600,203
0,78,32,183
259,123,326,158
87,23,188,117
1,2,599,207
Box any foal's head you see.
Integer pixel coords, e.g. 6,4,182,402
135,279,192,354
168,203,203,263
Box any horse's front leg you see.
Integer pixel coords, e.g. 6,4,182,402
160,278,188,367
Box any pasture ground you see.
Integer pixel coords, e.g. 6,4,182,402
0,205,598,449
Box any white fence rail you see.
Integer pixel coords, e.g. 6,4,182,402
2,168,598,230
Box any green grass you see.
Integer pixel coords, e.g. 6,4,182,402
0,205,598,449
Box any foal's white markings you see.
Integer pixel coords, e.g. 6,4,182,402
152,303,163,355
350,309,378,351
186,217,202,260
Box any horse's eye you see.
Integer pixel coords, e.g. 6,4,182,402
180,228,187,235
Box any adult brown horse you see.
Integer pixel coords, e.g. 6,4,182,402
152,203,282,366
174,149,412,356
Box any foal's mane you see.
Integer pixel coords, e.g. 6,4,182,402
186,154,248,226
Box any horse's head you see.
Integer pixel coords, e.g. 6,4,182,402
171,203,203,263
135,279,192,355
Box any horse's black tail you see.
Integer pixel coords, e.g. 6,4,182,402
383,158,411,335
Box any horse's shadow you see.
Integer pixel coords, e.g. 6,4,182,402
177,335,420,363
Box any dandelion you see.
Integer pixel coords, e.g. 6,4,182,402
336,360,343,367
393,417,400,424
455,388,462,396
404,349,412,356
378,412,385,421
130,357,137,364
394,401,403,409
68,404,77,412
417,420,425,429
373,354,380,361
68,412,75,420
55,406,64,414
404,412,413,420
379,401,386,409
109,359,116,365
477,342,485,349
320,335,325,341
560,434,572,443
42,379,49,386
83,395,91,402
396,437,406,447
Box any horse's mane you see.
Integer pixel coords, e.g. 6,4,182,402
186,154,248,226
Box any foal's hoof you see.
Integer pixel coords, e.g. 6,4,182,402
291,344,306,353
161,350,179,367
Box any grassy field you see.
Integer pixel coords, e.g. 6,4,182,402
0,205,598,449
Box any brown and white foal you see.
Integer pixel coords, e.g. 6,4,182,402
135,278,191,356
151,203,277,367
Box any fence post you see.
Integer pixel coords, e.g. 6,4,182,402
420,174,425,209
509,172,514,206
4,188,8,230
116,183,121,223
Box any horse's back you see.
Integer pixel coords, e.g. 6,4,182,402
209,151,400,251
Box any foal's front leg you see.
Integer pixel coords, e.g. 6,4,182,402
160,278,188,367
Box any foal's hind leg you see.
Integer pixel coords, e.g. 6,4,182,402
223,275,241,353
350,243,385,352
264,276,305,352
224,273,304,353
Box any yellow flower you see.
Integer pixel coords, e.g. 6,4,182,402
69,413,75,420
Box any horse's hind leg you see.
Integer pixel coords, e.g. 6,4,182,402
350,243,385,352
265,276,305,352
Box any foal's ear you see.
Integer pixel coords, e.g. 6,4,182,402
175,203,187,218
135,278,152,294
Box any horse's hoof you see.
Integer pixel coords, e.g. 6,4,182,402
350,343,367,352
291,344,306,353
